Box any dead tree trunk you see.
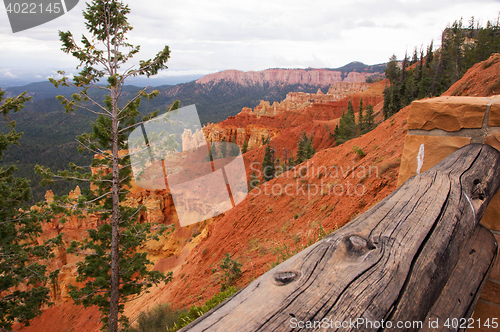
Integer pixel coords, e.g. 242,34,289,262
181,144,500,332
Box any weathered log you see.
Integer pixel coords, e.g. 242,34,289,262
181,144,500,332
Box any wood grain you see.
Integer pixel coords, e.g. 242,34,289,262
180,144,500,332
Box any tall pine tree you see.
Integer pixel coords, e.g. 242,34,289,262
262,142,275,182
37,1,174,331
0,88,61,330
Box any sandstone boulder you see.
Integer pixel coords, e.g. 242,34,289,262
397,135,471,187
408,96,490,131
486,95,500,126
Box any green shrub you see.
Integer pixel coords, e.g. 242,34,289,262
169,287,237,331
219,253,242,291
126,304,186,332
352,145,366,157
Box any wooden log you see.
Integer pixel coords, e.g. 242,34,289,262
421,225,497,332
180,144,500,332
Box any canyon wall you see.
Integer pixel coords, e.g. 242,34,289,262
182,81,383,152
195,68,379,86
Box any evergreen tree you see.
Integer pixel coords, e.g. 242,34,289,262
334,100,356,144
262,142,275,182
206,141,214,162
411,47,419,65
304,132,316,160
295,133,306,165
241,140,248,154
385,54,401,83
362,104,376,134
471,17,500,65
426,41,434,68
382,86,390,119
37,1,174,331
382,55,403,119
295,132,316,163
211,141,217,160
346,99,356,134
0,88,61,330
382,17,500,120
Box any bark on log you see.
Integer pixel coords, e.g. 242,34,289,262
181,144,500,332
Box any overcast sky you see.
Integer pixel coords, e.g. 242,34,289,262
0,0,499,86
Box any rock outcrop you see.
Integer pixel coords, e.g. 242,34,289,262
196,68,380,86
181,81,384,151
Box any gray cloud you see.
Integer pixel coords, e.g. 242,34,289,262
0,0,499,85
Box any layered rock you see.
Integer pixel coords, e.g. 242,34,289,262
180,81,383,151
250,82,371,117
196,68,380,86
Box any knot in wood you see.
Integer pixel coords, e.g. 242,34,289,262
349,235,367,251
274,271,300,286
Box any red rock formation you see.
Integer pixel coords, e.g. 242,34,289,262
193,81,385,151
196,68,379,86
17,77,386,332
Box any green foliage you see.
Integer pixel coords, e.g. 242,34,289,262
218,253,242,291
262,141,275,182
126,286,238,332
383,17,500,119
220,137,227,158
362,104,376,134
334,103,355,145
269,221,334,269
295,131,315,165
352,145,366,157
270,243,299,268
0,88,62,330
286,154,295,170
126,304,186,332
39,1,176,331
334,97,376,145
241,140,248,154
357,98,364,132
168,287,237,331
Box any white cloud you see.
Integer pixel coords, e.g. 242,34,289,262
45,72,75,80
0,70,17,78
0,0,499,83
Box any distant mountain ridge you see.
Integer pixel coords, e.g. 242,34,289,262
195,63,385,86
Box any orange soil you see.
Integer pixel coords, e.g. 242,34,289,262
18,55,499,332
18,105,408,331
443,53,500,97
